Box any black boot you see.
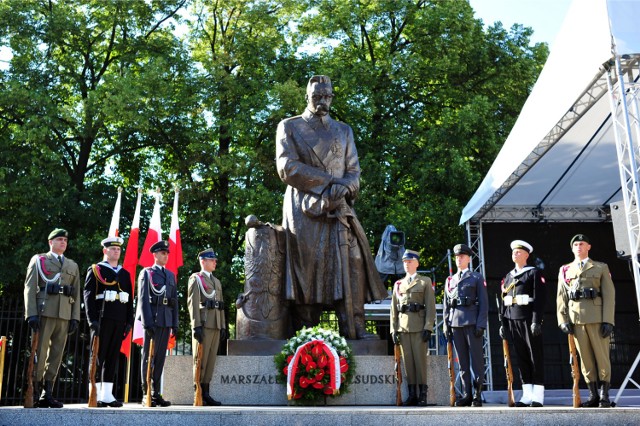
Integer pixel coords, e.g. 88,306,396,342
202,383,221,406
417,384,428,406
152,389,171,407
599,382,611,408
403,384,418,406
38,381,63,408
582,382,600,407
455,383,472,407
472,380,483,407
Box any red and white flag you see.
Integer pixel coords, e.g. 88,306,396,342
132,191,162,347
121,189,142,357
166,189,183,279
108,188,123,237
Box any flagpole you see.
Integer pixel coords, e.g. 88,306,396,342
123,188,142,403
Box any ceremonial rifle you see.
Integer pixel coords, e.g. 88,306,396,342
568,333,582,408
393,340,402,406
24,330,39,408
87,335,100,407
446,334,456,406
145,338,155,407
496,295,515,407
0,336,6,401
194,341,203,406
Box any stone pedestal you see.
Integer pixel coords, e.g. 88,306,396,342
164,354,449,406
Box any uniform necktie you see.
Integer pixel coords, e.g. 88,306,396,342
58,255,64,267
579,261,584,270
408,276,413,284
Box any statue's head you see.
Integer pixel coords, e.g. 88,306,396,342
305,75,333,116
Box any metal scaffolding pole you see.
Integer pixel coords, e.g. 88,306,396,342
466,220,493,392
606,54,640,404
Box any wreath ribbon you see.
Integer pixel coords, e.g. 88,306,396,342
286,339,341,400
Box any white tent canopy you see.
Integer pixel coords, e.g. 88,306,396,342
460,0,640,225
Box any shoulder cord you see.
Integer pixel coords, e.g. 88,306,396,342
197,274,216,300
91,264,122,291
35,256,61,285
561,265,579,293
444,276,458,300
147,269,166,296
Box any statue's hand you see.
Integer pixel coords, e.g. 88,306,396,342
330,183,348,201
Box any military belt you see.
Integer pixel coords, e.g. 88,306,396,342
450,296,477,307
398,303,425,313
40,283,75,297
569,288,601,300
201,300,225,310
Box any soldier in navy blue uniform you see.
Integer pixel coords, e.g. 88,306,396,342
499,240,546,407
84,236,134,407
138,240,179,407
443,244,488,407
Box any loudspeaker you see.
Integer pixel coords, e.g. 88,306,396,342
610,201,640,258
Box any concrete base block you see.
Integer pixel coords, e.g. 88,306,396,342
164,355,449,406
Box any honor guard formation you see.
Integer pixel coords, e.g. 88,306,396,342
22,228,616,408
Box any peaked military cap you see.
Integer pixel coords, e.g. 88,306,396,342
48,228,68,240
453,243,473,256
150,240,170,253
101,236,124,248
198,248,218,260
570,234,590,246
402,249,420,261
510,239,533,253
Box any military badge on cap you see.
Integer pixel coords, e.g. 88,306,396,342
453,243,473,256
198,248,218,260
402,249,420,260
510,240,533,253
48,228,68,240
570,234,590,247
150,240,170,253
101,236,124,248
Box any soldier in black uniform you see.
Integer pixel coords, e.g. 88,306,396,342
499,240,546,407
443,244,488,407
84,236,134,407
138,240,179,407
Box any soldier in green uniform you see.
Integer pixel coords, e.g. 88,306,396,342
390,249,437,406
188,248,226,406
557,234,615,408
23,228,81,408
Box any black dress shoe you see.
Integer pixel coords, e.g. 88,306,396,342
530,401,543,407
515,401,529,407
98,400,123,407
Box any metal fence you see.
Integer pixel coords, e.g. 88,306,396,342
0,296,200,406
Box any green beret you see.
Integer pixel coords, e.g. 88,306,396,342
570,234,590,246
48,228,68,240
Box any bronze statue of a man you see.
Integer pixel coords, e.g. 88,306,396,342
275,75,387,339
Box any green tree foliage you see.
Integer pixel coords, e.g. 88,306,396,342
0,0,547,315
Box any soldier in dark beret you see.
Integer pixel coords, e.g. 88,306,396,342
557,234,615,408
84,236,134,407
443,244,488,407
137,240,179,407
188,248,226,406
23,228,81,407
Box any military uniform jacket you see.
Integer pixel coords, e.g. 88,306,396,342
83,262,134,326
557,259,615,326
24,252,81,321
500,266,546,324
390,274,436,333
443,270,488,329
137,265,179,329
187,272,225,330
